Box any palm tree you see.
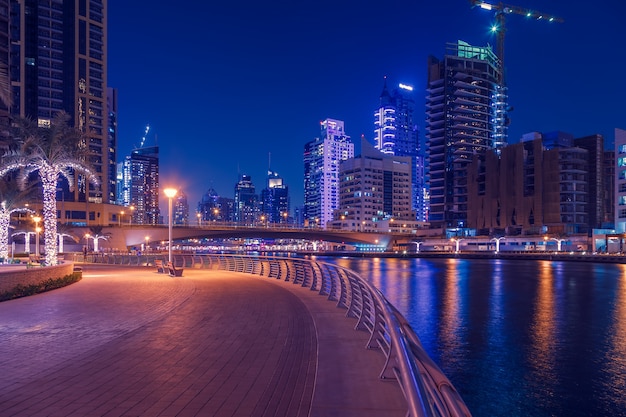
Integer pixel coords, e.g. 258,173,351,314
0,112,99,266
0,180,35,259
85,225,109,252
56,222,78,254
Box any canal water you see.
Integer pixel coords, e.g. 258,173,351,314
322,256,626,417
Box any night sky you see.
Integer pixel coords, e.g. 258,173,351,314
108,0,626,214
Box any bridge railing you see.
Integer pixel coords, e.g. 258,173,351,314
79,252,471,417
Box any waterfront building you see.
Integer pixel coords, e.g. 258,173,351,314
467,131,608,235
615,128,626,233
10,0,112,204
173,190,189,225
124,146,160,225
331,138,420,232
604,149,615,228
373,78,427,221
234,174,258,226
260,170,289,224
426,41,504,233
303,118,354,228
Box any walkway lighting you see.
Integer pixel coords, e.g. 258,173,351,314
164,188,178,264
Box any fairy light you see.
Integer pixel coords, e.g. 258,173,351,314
0,202,33,259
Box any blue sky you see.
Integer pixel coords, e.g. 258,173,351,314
108,0,626,213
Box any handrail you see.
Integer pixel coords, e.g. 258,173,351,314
78,252,472,417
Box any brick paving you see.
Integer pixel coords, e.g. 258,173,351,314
0,264,405,417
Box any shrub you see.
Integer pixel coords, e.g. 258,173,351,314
0,272,82,302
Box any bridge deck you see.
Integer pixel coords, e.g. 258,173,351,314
0,265,405,416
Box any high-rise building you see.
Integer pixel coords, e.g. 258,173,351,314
173,190,189,225
234,174,257,226
426,41,504,232
10,1,112,204
467,131,602,235
615,128,626,233
0,0,9,123
260,170,289,224
197,188,234,224
373,78,427,221
333,138,414,232
303,118,354,228
124,146,159,225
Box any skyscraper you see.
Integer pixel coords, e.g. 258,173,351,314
173,190,189,225
10,1,112,204
124,146,159,225
234,174,257,226
335,138,413,231
615,128,626,233
303,118,354,228
373,78,427,221
426,40,504,232
261,170,289,224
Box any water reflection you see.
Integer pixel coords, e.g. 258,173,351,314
322,256,626,417
528,261,558,409
605,264,626,411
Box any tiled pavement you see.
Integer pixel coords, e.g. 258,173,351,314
0,264,405,417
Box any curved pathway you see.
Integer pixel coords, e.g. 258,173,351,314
0,265,405,416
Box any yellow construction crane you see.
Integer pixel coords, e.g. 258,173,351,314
469,0,563,79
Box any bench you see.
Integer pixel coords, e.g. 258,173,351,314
155,259,165,273
167,261,183,277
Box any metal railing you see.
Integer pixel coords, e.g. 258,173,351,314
79,252,472,417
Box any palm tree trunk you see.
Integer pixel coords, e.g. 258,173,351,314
41,167,59,265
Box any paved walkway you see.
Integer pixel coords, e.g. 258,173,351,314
0,265,405,416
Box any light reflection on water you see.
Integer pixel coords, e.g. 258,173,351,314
326,257,626,417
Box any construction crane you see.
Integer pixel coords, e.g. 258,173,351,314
469,0,563,80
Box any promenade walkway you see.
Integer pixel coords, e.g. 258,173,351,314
0,264,405,417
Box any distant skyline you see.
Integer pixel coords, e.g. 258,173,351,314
108,0,626,214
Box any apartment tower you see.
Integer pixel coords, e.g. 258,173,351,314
426,40,504,232
10,0,112,204
303,118,354,228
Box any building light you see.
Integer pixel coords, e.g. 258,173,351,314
398,83,413,91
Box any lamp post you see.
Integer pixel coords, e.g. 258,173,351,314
197,212,202,227
491,236,505,254
119,210,124,227
164,188,178,264
451,237,464,253
32,215,41,257
129,206,135,225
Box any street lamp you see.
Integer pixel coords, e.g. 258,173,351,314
164,188,178,264
129,206,135,225
144,235,150,252
544,235,566,252
451,237,464,253
491,236,505,254
197,212,202,227
119,210,124,227
32,215,41,257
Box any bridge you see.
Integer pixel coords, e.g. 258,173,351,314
75,224,423,251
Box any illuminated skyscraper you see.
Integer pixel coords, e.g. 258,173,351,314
261,170,289,224
10,1,112,204
234,174,257,226
173,190,189,225
373,78,427,221
303,118,354,228
426,41,504,232
124,146,159,225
